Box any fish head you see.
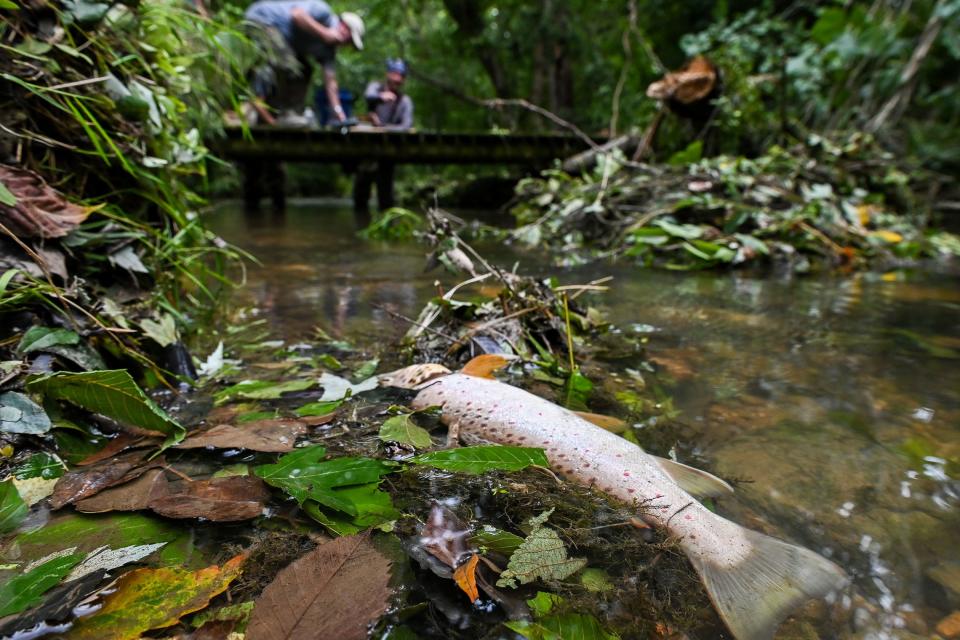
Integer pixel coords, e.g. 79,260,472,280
378,363,452,389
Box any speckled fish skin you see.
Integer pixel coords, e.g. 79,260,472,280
411,373,742,562
407,371,847,640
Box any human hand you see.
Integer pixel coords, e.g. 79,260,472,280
379,90,397,103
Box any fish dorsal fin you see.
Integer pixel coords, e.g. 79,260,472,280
653,456,734,498
460,354,511,379
378,364,451,389
572,410,628,433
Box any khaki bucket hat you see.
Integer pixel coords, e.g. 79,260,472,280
340,12,364,50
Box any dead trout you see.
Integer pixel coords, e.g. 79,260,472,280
381,358,847,640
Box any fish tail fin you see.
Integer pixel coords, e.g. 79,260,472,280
685,525,847,640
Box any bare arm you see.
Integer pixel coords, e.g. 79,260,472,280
291,7,344,44
324,67,345,121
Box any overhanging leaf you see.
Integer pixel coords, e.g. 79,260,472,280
0,552,85,617
245,534,392,640
17,326,80,353
62,554,246,640
26,370,183,443
412,445,548,474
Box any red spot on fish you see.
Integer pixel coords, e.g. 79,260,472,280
589,477,597,483
518,436,527,441
627,488,636,494
684,515,693,520
615,454,623,458
623,471,630,477
583,462,590,468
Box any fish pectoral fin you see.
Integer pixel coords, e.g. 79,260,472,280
378,364,451,389
572,410,627,433
653,456,734,498
460,354,512,379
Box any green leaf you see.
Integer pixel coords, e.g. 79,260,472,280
379,413,433,449
352,357,379,381
16,327,105,370
667,140,703,166
0,269,19,298
0,479,27,534
0,391,52,435
302,483,400,536
0,552,85,617
26,370,183,443
469,527,525,556
412,445,548,474
562,369,593,411
139,313,178,347
0,180,17,206
505,612,620,640
13,453,65,480
254,446,397,516
496,509,587,588
214,379,315,404
293,400,342,417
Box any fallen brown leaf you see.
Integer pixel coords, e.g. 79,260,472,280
298,413,336,427
177,419,307,453
419,503,474,568
453,554,480,602
75,468,170,513
76,434,150,466
0,165,95,239
51,452,165,509
246,533,392,640
148,476,271,522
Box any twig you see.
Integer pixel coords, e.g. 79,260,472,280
371,303,460,343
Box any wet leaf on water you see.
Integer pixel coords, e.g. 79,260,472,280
2,512,189,572
302,483,400,536
246,533,392,640
75,468,170,513
214,379,316,404
0,479,27,534
66,542,167,581
139,313,178,347
26,370,184,443
148,476,271,522
0,569,107,639
62,553,246,640
293,400,342,417
13,452,66,479
412,445,549,474
50,451,165,509
496,509,587,588
177,419,307,453
469,526,525,556
317,372,378,401
255,446,397,516
0,391,52,435
504,591,620,640
379,412,433,449
453,554,480,602
0,552,85,617
76,434,150,467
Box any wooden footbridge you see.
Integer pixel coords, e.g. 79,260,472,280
216,125,594,164
213,125,598,210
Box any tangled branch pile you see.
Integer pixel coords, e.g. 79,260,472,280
510,137,960,271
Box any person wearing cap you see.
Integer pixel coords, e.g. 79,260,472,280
353,58,414,215
244,0,364,126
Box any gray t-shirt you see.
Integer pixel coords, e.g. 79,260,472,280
245,1,339,65
364,81,414,130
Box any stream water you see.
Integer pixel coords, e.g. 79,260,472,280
206,200,960,639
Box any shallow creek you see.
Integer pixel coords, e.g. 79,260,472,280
207,199,960,639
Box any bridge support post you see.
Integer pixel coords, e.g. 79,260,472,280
242,160,286,212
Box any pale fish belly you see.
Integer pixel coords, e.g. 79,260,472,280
410,373,752,568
